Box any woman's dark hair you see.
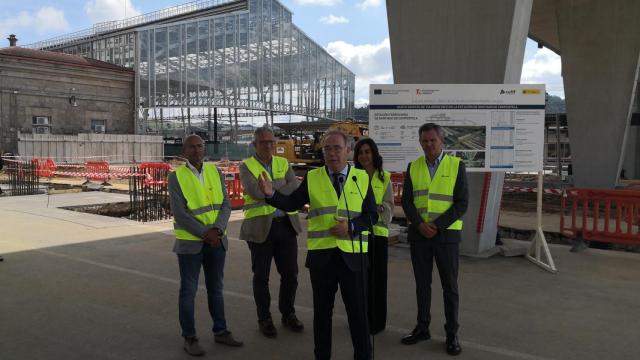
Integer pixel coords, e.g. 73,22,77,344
354,138,384,181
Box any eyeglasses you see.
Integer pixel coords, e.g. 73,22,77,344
322,145,344,153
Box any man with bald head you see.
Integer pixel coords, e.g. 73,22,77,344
168,134,243,356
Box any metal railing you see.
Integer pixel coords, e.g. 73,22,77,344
24,0,237,50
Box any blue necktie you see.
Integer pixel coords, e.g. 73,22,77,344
332,173,342,196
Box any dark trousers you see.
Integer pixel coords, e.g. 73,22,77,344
309,250,370,360
247,217,299,321
368,235,388,334
409,240,459,336
177,244,227,337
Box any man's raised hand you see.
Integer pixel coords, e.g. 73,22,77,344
258,171,273,196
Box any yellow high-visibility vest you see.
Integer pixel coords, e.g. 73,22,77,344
242,155,297,219
409,154,463,230
173,163,224,240
371,170,391,237
307,166,370,253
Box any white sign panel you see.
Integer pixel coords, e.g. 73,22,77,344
369,84,546,172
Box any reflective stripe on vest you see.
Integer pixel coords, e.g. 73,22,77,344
307,166,370,253
409,155,463,230
173,163,224,240
242,156,297,219
371,170,391,237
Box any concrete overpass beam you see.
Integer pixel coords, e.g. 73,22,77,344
557,0,640,187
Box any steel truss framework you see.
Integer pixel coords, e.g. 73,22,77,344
27,0,355,135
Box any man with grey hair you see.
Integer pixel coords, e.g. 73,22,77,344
168,134,243,356
401,123,468,356
257,129,378,360
239,126,304,338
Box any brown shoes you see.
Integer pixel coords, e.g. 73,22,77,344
183,336,205,356
214,330,244,347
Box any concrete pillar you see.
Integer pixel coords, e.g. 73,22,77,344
386,0,533,255
557,0,640,187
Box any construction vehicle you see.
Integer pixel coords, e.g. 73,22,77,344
274,121,368,170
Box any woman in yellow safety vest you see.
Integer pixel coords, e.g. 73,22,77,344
354,138,394,335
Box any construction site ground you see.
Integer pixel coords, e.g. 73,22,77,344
2,191,639,360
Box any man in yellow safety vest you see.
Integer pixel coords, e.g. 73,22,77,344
400,123,468,356
239,126,304,338
168,134,243,356
258,130,378,360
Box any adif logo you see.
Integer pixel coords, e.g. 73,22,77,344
416,89,422,95
500,89,517,95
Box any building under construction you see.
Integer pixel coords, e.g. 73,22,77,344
25,0,356,140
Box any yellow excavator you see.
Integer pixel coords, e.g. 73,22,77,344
275,121,368,170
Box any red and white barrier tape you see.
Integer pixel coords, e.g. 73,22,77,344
56,164,84,168
503,186,563,195
109,166,132,173
53,171,149,179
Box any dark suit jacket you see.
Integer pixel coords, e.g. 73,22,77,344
266,169,378,271
401,158,469,243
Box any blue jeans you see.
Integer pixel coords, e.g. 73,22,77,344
177,244,227,337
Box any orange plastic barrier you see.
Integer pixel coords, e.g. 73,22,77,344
139,162,171,186
84,160,110,182
560,188,640,245
390,172,405,206
32,158,56,178
225,171,244,210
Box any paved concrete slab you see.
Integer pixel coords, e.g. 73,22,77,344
1,193,640,359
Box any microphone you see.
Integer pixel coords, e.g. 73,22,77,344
352,175,375,241
352,176,364,199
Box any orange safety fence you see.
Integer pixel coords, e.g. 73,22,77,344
560,188,640,245
224,171,244,210
390,172,405,206
85,160,110,182
31,158,56,178
139,162,171,186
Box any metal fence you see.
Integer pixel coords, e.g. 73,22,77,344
1,160,41,196
128,164,172,222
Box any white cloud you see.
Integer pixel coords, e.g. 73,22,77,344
295,0,342,6
357,0,382,10
319,14,349,25
84,0,142,24
521,47,564,97
326,38,392,107
34,7,70,33
0,7,70,39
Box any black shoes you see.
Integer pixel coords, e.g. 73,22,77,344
259,318,277,338
446,335,462,356
259,314,304,337
401,326,431,345
282,313,304,332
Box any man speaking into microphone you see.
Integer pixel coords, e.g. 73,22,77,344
257,129,378,360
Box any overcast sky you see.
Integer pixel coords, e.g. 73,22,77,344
0,0,565,106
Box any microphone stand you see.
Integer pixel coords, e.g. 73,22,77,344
338,175,356,259
339,172,372,359
352,175,376,359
